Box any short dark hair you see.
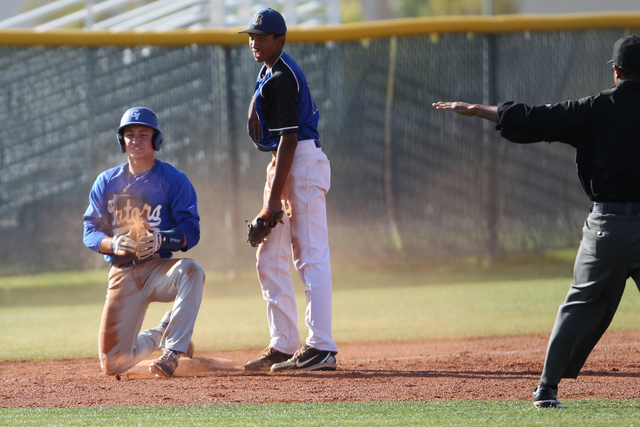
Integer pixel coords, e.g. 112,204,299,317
619,66,640,81
274,33,286,46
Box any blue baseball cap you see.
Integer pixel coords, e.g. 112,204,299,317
238,8,287,36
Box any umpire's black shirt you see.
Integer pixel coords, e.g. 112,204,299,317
496,80,640,202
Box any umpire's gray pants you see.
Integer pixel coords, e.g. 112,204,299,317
541,210,640,385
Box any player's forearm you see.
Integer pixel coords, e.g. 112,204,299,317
167,227,189,249
99,237,114,254
266,133,297,210
83,221,112,254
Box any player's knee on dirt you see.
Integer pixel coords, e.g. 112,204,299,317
100,354,128,376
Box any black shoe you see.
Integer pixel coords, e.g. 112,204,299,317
243,347,293,371
533,384,564,408
270,344,337,372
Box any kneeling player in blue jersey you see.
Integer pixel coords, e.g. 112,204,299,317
83,107,205,378
238,8,338,372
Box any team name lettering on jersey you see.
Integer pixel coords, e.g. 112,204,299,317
108,196,162,229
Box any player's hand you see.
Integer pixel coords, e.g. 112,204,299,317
432,101,476,116
135,222,162,259
111,234,137,256
257,206,285,228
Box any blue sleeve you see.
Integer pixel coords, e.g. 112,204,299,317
83,174,111,253
167,171,200,251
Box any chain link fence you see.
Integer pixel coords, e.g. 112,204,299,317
0,20,633,275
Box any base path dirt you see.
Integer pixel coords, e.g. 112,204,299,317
2,331,640,408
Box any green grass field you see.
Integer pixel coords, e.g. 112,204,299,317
2,400,640,426
2,250,640,425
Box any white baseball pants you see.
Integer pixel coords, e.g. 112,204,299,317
256,139,337,355
99,258,205,375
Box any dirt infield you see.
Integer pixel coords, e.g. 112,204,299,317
2,331,640,408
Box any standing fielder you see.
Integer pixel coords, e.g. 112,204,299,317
83,107,205,378
239,8,338,372
433,35,640,408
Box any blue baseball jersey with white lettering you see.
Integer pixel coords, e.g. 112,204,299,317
83,160,200,264
247,51,320,151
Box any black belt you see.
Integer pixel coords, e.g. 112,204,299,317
111,253,161,269
591,202,640,215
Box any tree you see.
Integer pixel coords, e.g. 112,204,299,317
342,0,365,22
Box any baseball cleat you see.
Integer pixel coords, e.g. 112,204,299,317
533,384,564,408
244,346,293,371
149,349,180,378
270,344,337,372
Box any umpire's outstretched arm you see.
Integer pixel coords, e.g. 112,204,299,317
432,101,498,123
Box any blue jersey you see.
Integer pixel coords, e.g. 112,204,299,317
83,160,200,264
247,51,320,151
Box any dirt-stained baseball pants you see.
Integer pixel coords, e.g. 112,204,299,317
99,258,205,375
256,139,337,355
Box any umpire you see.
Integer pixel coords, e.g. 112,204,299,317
433,35,640,408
